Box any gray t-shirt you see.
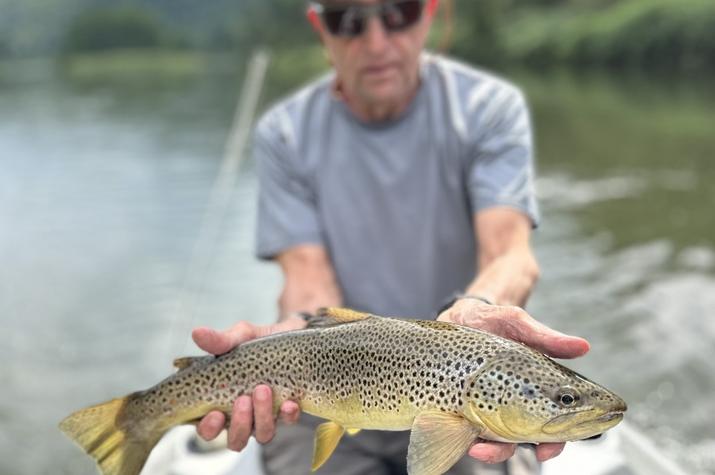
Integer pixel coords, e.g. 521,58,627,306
254,54,538,318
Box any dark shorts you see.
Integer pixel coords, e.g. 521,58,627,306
262,415,540,475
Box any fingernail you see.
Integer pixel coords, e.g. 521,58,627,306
256,386,269,401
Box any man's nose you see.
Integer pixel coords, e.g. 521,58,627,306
362,16,389,54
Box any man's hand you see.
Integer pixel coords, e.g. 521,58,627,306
437,299,590,464
191,316,306,451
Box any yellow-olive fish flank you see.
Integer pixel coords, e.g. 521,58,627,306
59,308,627,475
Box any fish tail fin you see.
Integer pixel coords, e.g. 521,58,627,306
59,394,163,475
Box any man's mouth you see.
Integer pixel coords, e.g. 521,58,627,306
362,63,396,76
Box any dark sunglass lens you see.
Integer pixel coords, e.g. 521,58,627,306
323,10,346,35
383,0,422,31
323,7,365,37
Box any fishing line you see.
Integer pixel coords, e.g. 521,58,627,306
164,49,271,361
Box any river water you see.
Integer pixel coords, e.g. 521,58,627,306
1,58,713,475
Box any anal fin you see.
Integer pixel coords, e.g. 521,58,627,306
312,421,345,472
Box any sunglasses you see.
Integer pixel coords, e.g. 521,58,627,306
310,0,425,38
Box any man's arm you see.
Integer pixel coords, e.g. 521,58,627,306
465,206,539,306
438,207,590,463
193,244,342,450
275,244,343,319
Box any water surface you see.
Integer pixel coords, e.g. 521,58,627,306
1,60,713,474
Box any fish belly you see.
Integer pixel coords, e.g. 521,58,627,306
300,396,417,431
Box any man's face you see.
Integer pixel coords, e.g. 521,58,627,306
316,0,432,111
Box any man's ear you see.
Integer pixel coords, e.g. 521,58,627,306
306,5,323,33
426,0,439,17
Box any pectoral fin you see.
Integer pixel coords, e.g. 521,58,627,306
407,411,482,475
312,421,345,472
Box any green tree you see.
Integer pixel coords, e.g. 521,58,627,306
228,0,315,50
63,7,165,54
450,0,507,66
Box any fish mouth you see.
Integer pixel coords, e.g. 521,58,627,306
542,409,624,437
593,411,624,425
573,412,625,441
573,410,624,431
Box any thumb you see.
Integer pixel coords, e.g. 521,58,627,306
192,322,258,355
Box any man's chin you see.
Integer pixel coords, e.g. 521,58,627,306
359,87,409,111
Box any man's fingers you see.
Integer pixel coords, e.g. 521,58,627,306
541,335,590,359
508,314,590,359
279,400,301,425
192,318,308,356
480,307,589,359
253,385,276,444
468,440,516,464
227,396,253,451
197,411,226,441
470,440,566,464
535,442,565,461
192,322,257,355
191,327,237,355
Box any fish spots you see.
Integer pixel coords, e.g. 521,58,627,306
120,314,622,437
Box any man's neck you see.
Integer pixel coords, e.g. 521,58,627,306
334,81,421,123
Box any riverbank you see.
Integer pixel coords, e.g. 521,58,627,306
454,0,715,73
60,49,243,84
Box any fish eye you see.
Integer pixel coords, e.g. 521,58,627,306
560,393,575,405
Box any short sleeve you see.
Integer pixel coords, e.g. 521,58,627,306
468,87,540,227
253,115,323,260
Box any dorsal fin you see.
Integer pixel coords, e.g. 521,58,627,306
318,307,372,323
302,307,373,328
406,319,461,332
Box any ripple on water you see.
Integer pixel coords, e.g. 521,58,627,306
626,273,715,369
677,246,715,272
620,272,715,474
537,174,648,209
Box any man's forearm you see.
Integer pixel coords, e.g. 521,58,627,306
278,283,343,320
465,208,539,308
465,245,540,307
276,244,343,320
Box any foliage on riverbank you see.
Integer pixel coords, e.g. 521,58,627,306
498,0,715,72
54,50,245,88
61,7,196,56
226,0,715,73
3,0,713,74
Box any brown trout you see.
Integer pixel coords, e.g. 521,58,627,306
60,307,626,475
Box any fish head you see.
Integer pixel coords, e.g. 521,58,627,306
463,350,627,443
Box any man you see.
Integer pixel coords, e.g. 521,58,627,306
192,0,590,473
